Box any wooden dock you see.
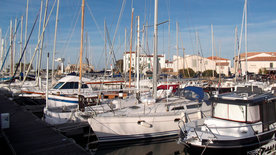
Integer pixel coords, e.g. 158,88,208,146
0,90,89,155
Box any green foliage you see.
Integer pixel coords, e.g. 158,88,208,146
258,68,268,74
178,68,195,78
202,70,217,77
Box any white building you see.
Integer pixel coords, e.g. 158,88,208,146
235,52,276,74
172,55,216,73
171,55,230,75
123,52,166,73
207,56,231,76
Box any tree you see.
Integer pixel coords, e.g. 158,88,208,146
115,59,123,73
178,68,195,78
202,70,217,77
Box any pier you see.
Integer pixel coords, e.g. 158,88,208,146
0,89,89,154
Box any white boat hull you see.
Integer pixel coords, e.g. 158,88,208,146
89,114,183,142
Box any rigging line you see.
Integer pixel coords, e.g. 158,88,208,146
86,3,104,41
0,20,22,73
61,8,81,58
105,0,126,71
111,0,126,47
21,0,58,85
104,25,117,70
10,12,39,83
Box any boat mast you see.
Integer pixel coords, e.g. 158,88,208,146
136,16,140,92
153,0,158,99
245,0,248,82
129,8,134,89
38,0,49,86
24,0,29,75
46,53,49,108
20,16,23,73
234,26,238,82
13,19,17,76
10,20,13,76
211,24,214,78
35,0,43,79
104,20,107,74
176,21,179,78
52,0,60,85
78,0,85,94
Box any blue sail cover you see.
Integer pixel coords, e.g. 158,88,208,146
183,86,205,102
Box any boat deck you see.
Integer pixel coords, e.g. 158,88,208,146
0,89,89,154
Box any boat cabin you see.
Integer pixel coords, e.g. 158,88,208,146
51,76,90,92
211,90,276,132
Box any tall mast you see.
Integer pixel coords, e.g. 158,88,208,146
52,0,60,85
104,20,107,73
124,27,127,75
234,26,238,82
36,0,43,78
38,0,49,84
10,20,13,76
13,19,17,75
245,0,248,82
153,0,158,99
20,16,23,73
24,0,29,74
78,0,85,94
211,24,214,78
129,8,134,89
176,21,179,77
136,16,140,92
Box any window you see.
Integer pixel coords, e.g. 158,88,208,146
213,103,246,122
186,104,202,109
60,82,78,89
53,82,64,89
270,63,273,68
171,106,185,110
148,63,151,69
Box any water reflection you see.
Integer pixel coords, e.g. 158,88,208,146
92,138,188,155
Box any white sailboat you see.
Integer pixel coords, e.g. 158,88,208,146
87,0,211,143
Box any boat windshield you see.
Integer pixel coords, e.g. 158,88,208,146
213,102,246,122
59,82,89,89
53,82,64,89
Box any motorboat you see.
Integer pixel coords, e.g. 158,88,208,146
178,87,276,154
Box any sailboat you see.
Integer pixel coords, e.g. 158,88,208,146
43,0,131,125
87,0,211,143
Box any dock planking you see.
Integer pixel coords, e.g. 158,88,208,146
0,90,89,155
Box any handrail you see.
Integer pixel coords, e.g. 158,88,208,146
203,123,217,139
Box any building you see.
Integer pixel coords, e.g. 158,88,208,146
123,52,166,74
234,52,276,74
207,56,231,76
172,55,216,73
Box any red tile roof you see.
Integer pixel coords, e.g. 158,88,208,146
246,57,276,61
207,56,229,60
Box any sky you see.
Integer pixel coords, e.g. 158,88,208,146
0,0,276,70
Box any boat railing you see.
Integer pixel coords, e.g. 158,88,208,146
181,120,276,141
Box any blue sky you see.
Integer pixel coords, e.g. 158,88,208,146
0,0,276,70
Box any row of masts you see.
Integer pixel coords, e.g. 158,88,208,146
0,0,61,86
